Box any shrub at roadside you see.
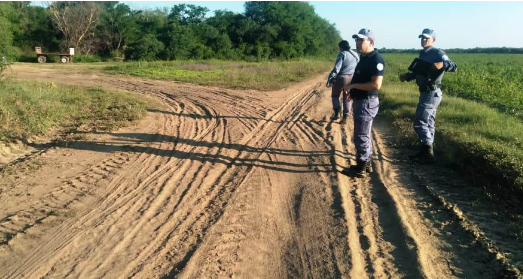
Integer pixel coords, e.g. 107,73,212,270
73,55,104,63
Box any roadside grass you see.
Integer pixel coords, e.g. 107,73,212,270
381,53,523,241
380,71,523,206
73,55,105,63
381,83,523,240
383,53,523,118
0,78,149,141
105,59,332,91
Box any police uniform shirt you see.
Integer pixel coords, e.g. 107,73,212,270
329,50,360,79
350,50,385,99
413,47,456,90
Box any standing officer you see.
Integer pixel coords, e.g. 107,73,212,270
399,28,457,163
342,29,385,178
327,40,359,124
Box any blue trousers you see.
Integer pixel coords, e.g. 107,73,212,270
352,97,379,162
331,75,353,115
414,89,442,145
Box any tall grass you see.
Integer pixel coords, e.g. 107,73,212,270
105,59,332,91
0,79,148,141
381,53,523,201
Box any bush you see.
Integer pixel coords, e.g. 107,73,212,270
0,56,9,76
125,34,165,61
16,54,37,63
110,50,125,62
73,55,104,63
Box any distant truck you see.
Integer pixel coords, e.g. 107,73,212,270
35,47,75,63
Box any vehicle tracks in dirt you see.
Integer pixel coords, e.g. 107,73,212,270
1,64,521,278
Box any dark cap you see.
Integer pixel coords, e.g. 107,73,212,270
352,28,375,41
418,28,436,39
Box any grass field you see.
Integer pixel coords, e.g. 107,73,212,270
383,53,523,117
0,78,149,141
381,53,523,203
105,59,332,91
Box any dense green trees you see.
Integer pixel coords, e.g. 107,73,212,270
0,1,343,61
0,2,21,58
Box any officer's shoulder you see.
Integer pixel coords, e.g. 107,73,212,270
434,48,450,60
434,48,446,54
373,51,385,63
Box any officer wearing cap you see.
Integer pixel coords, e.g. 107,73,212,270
342,28,385,178
399,28,457,163
327,40,360,124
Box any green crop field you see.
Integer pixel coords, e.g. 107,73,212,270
380,53,523,203
382,53,523,117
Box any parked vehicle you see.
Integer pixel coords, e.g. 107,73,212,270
35,47,75,63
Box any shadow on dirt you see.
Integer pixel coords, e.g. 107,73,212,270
28,129,351,174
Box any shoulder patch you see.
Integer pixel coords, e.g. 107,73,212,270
376,63,384,71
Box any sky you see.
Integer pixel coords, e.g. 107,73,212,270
36,1,523,49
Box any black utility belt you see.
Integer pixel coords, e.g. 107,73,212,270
352,95,378,100
419,84,441,92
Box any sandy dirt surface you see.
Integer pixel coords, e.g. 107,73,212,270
1,64,521,278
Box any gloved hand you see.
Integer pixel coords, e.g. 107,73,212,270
326,75,336,87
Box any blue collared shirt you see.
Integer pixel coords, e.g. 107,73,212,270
329,50,360,80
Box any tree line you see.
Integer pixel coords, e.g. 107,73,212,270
0,1,342,61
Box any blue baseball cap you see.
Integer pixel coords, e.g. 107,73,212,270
352,28,375,41
419,28,436,39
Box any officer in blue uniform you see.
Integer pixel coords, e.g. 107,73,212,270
400,28,457,163
342,29,385,178
327,40,359,124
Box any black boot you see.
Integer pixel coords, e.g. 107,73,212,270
331,109,340,120
409,144,435,164
366,161,373,173
342,160,368,178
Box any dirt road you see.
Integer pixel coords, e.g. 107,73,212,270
1,64,521,278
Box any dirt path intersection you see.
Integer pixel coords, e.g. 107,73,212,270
1,64,521,278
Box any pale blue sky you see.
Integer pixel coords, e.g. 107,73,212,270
35,1,523,49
